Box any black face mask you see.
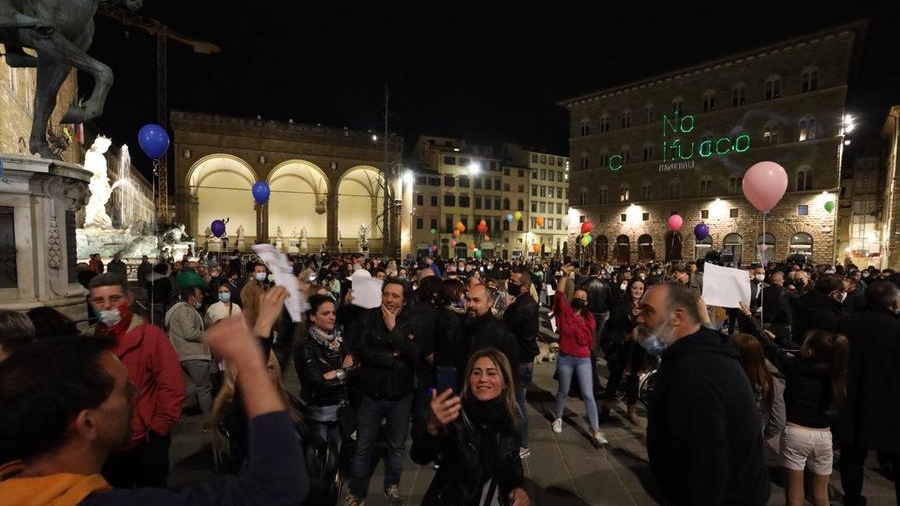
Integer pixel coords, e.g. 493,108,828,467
507,282,523,297
571,299,587,310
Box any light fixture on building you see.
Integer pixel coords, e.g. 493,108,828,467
258,154,267,164
183,148,192,159
330,161,337,170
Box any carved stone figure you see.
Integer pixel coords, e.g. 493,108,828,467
300,226,308,239
0,0,142,159
236,225,245,239
83,136,121,229
358,224,369,245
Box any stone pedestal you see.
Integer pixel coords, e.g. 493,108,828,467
207,237,223,252
299,238,309,254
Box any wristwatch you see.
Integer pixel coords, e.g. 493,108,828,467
335,368,346,381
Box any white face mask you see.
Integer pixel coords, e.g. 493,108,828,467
99,307,122,327
255,272,267,282
755,274,765,282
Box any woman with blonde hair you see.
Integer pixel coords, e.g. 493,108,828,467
411,348,529,506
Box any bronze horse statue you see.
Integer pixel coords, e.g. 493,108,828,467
0,0,141,159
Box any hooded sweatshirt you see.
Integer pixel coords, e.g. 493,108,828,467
0,461,110,506
646,326,770,506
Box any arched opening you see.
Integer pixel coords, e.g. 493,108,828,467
615,234,630,265
455,242,469,259
756,232,775,264
187,154,256,245
337,166,386,253
789,232,813,263
694,235,713,261
664,231,683,262
595,235,609,261
268,161,329,252
723,233,743,267
638,234,654,261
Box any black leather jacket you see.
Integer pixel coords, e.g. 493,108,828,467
294,329,354,408
503,294,540,362
411,412,524,506
353,306,420,399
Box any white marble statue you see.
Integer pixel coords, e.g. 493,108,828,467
300,226,308,239
358,223,369,245
236,225,245,240
276,226,283,238
83,136,122,229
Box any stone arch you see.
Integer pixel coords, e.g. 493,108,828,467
337,165,386,250
186,154,257,240
267,160,330,243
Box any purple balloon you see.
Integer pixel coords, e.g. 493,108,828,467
211,219,226,238
694,223,709,241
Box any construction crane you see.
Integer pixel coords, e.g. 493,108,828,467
96,3,220,223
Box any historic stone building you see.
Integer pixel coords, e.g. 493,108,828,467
170,111,404,255
560,21,864,267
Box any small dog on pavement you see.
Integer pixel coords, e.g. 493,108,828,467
535,341,559,364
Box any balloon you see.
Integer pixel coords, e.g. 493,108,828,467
561,215,571,228
742,161,788,212
693,223,709,241
581,222,593,234
667,214,683,231
137,123,170,160
211,219,226,238
477,223,487,234
452,229,460,238
514,211,522,221
474,249,482,259
535,216,545,227
484,235,490,241
252,181,270,205
456,221,465,233
479,219,487,226
532,243,541,253
581,235,592,247
505,214,514,223
824,201,835,213
430,228,437,235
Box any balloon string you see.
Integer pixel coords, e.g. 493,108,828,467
759,211,765,325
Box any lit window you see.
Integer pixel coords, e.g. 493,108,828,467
799,117,817,141
619,184,629,202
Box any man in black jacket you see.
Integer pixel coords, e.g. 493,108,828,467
581,264,613,393
638,281,770,506
835,280,900,506
503,268,539,458
458,284,519,385
345,277,420,506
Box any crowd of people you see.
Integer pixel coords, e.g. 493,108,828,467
1,248,898,506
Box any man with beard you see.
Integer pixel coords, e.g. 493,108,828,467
637,281,769,506
0,290,310,505
85,273,184,489
503,268,540,458
456,284,518,390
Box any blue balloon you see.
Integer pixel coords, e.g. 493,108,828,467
252,181,270,205
137,123,170,160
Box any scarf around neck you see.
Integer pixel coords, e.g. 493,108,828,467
309,324,342,352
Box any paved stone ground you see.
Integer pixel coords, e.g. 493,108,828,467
168,308,896,505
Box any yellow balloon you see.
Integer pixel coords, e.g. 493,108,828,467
581,235,591,246
514,211,522,221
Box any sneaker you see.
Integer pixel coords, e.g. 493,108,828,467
384,484,402,506
519,446,531,459
343,494,365,506
551,418,563,433
592,430,609,445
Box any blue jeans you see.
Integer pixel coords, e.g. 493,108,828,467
554,353,600,431
349,393,413,499
307,419,343,454
515,362,534,448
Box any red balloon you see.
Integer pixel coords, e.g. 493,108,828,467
581,222,593,234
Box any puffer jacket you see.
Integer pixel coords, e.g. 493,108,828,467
410,412,524,506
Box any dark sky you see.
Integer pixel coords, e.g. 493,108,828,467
84,1,897,179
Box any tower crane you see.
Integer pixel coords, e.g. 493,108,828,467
96,3,220,222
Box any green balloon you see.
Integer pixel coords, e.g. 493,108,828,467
824,201,835,212
430,228,437,235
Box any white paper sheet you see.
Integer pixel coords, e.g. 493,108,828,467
701,263,751,309
351,276,384,309
251,244,307,321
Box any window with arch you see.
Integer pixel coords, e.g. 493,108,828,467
580,118,590,136
621,145,631,164
642,142,654,162
723,233,743,266
796,168,813,191
599,114,610,132
643,103,655,123
580,153,589,171
502,197,510,210
729,175,743,195
732,83,746,106
621,109,632,128
799,117,817,141
757,233,776,263
695,235,713,259
763,122,779,145
669,179,681,199
801,67,819,93
672,97,684,114
699,177,712,196
641,181,652,200
517,199,524,211
702,90,717,112
598,149,610,169
579,188,588,205
598,186,609,204
789,232,813,259
765,75,781,100
619,184,630,202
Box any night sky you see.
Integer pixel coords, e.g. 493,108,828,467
83,1,897,179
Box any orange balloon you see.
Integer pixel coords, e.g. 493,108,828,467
452,229,460,238
535,217,545,227
484,235,490,241
456,222,466,233
532,243,541,253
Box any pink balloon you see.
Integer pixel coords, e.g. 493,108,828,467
667,214,683,231
742,161,788,212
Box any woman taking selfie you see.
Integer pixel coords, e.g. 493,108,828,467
411,348,529,506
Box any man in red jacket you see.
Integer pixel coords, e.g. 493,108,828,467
87,273,185,488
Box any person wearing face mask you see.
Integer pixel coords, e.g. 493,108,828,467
550,264,608,446
502,268,540,458
86,273,185,488
240,262,271,332
789,274,845,346
166,285,215,432
637,281,770,506
205,283,243,326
